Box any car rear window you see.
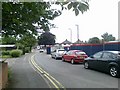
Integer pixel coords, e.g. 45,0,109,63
75,51,86,55
58,50,65,53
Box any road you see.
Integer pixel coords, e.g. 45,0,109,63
34,51,119,88
7,52,49,88
7,50,119,89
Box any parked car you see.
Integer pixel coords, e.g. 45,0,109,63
62,50,88,64
84,51,120,77
51,49,66,59
39,49,44,53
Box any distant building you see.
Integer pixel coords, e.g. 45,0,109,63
0,45,16,50
0,45,15,48
61,39,72,45
73,39,84,44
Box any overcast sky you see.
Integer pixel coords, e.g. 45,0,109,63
50,0,119,43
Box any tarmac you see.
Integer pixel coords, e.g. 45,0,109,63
5,53,50,89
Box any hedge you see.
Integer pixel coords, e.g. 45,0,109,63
1,51,10,55
10,49,23,57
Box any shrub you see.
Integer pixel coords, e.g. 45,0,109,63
25,47,30,53
2,51,10,55
10,49,23,57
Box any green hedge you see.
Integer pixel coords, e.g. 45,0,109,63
2,51,10,55
10,49,23,57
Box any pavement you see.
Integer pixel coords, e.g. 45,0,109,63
5,52,50,89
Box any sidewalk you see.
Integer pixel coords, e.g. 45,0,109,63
6,53,50,89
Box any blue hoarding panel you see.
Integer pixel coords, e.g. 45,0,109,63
70,42,120,56
46,47,51,54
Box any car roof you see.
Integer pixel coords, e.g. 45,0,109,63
69,50,83,52
102,51,120,54
56,49,65,50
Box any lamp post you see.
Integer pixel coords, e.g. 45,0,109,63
68,28,72,43
75,24,79,40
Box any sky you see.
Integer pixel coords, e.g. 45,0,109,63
49,0,119,43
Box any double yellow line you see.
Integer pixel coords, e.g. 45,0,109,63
30,54,66,90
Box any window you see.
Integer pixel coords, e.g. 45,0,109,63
93,52,103,58
76,51,86,55
111,54,117,59
102,52,112,59
66,51,71,55
58,50,65,54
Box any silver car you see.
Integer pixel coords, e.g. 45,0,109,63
51,49,66,59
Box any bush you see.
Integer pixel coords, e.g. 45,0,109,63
2,51,10,55
25,47,30,53
10,49,23,57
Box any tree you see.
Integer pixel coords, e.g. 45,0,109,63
38,31,55,46
2,2,62,37
2,1,89,37
56,1,89,16
101,32,116,42
88,37,100,44
2,1,89,50
1,36,16,44
18,33,37,53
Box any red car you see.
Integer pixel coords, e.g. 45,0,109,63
62,50,88,64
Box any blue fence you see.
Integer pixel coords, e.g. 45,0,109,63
70,42,120,56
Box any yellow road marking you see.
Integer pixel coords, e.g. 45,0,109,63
28,55,52,88
30,54,65,90
44,74,60,89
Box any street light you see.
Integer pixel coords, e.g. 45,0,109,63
75,24,79,40
68,28,72,43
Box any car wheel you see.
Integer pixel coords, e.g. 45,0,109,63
84,62,89,69
55,56,57,60
109,66,119,77
62,57,65,62
71,59,74,64
51,55,53,58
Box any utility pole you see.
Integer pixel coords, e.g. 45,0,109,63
68,28,72,43
75,24,79,40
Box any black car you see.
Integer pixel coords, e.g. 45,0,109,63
84,51,120,77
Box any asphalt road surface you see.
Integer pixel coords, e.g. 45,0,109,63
7,52,49,88
7,50,120,89
34,51,119,88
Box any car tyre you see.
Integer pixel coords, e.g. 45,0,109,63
62,57,65,62
84,62,89,69
109,66,119,77
71,59,74,64
55,55,57,60
51,55,53,58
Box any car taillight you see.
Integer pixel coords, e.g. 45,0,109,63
85,55,88,58
74,55,77,58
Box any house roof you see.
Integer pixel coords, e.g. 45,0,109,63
61,39,72,44
74,39,83,44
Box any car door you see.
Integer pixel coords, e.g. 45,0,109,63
68,51,75,61
64,51,70,61
98,52,114,72
89,51,103,69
